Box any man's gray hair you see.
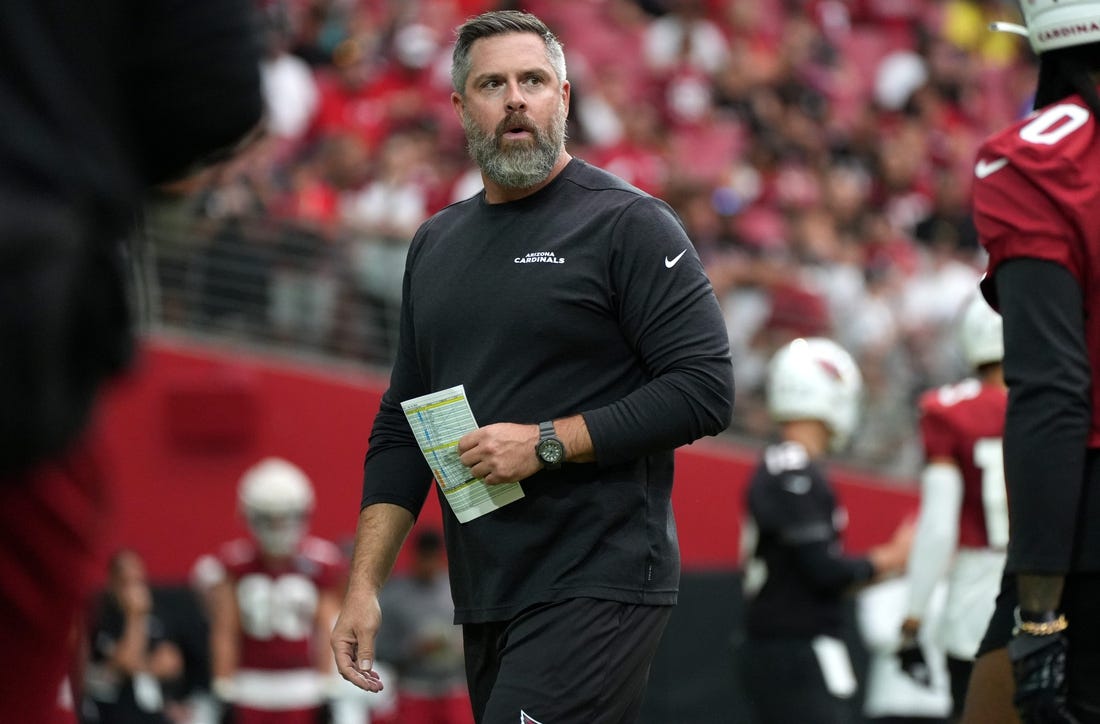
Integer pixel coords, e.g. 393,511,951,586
451,10,567,94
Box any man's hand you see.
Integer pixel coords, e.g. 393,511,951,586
457,423,542,484
868,518,915,579
1008,632,1080,723
897,639,933,687
117,580,153,616
330,590,385,693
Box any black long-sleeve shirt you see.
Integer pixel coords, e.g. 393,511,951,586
361,159,734,623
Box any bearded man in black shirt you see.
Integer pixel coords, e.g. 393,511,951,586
330,10,734,724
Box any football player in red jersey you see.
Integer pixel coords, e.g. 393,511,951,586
897,294,1007,721
206,458,347,724
963,2,1100,722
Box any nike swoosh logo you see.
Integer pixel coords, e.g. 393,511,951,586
665,250,687,268
975,157,1009,179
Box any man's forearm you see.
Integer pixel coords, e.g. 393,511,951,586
1018,573,1065,614
557,414,595,463
113,615,151,673
209,581,240,682
347,503,416,596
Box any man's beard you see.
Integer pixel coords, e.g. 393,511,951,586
462,102,567,190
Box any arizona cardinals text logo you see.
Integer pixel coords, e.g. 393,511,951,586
515,251,564,264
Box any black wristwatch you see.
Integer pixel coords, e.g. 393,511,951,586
535,420,565,470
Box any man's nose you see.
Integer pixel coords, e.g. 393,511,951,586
504,81,527,113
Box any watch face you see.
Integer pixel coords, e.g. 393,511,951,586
538,439,564,464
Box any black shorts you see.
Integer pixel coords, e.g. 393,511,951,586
977,571,1100,716
462,598,672,724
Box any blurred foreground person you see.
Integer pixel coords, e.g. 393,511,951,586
330,10,733,724
741,337,913,724
82,550,185,724
898,295,1007,721
965,2,1100,722
0,2,262,722
206,459,347,723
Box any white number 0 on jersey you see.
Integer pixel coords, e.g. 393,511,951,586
1020,103,1091,146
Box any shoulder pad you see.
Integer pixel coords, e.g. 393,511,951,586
300,536,345,565
220,538,256,566
921,378,982,417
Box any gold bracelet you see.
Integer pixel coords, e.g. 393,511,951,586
1013,607,1069,636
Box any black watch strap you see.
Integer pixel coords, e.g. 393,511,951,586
536,420,564,470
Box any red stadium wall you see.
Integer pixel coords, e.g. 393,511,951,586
91,338,919,585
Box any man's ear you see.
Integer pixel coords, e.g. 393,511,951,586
451,91,465,121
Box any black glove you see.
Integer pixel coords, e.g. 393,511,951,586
1007,632,1080,723
217,702,238,724
315,698,336,724
897,639,933,688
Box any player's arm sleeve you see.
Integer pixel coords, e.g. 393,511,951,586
582,198,734,465
905,461,963,619
361,259,434,514
787,538,876,593
996,258,1090,574
755,472,875,592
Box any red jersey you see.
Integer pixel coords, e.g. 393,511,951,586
973,92,1100,448
918,379,1008,549
218,536,346,670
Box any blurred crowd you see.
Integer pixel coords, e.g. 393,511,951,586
151,0,1034,477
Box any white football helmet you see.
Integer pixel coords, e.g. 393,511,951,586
992,0,1100,54
958,294,1004,369
767,337,863,452
238,457,314,557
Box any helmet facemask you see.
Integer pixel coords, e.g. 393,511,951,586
237,457,315,557
246,510,309,557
